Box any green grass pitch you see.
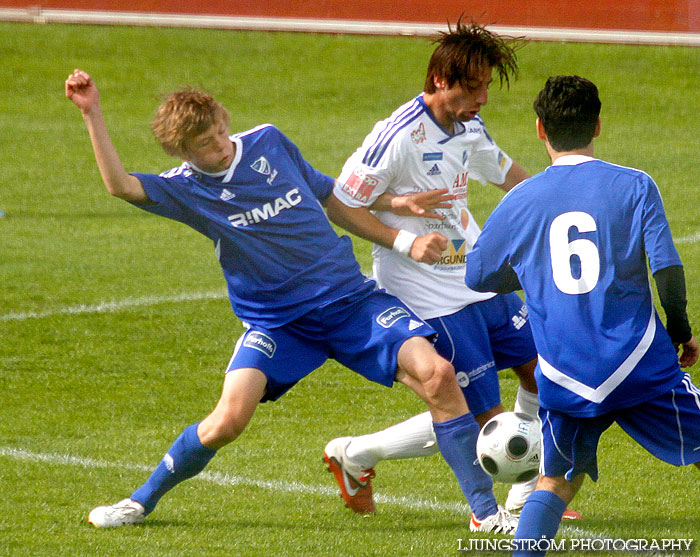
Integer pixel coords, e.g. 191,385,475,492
1,21,700,556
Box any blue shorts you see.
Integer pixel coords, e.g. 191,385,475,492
540,373,700,481
226,288,436,402
428,292,537,416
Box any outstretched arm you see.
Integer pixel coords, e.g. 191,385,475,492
326,192,447,264
65,69,149,204
370,188,455,220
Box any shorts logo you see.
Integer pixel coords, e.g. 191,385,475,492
512,305,528,330
244,332,276,358
376,307,410,328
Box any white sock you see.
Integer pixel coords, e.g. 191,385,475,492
344,411,438,470
514,386,539,418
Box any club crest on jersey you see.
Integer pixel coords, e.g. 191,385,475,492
251,156,278,184
243,332,276,358
340,167,379,203
251,156,271,175
376,307,411,328
227,188,302,227
411,123,426,144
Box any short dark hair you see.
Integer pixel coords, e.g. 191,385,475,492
424,17,522,93
533,75,601,152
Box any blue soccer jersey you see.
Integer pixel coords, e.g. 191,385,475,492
131,124,370,328
465,156,684,416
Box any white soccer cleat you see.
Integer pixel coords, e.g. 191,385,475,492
505,475,539,513
323,437,376,514
88,498,146,528
470,505,519,535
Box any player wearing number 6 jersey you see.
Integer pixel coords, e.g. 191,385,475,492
465,75,700,556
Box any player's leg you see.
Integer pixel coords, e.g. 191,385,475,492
88,367,266,528
513,474,584,557
89,324,326,528
130,367,266,506
470,294,543,513
324,292,509,529
341,411,439,470
513,409,610,555
396,336,515,530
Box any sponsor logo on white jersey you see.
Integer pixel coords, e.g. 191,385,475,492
227,188,302,227
341,167,379,203
376,306,410,328
243,331,277,358
422,152,443,162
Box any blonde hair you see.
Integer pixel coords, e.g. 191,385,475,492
150,88,230,158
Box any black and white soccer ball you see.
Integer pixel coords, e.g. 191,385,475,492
476,412,541,484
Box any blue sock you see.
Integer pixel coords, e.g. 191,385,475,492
433,413,497,520
130,423,217,514
513,490,566,556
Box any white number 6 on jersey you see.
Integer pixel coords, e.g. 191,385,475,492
549,211,600,294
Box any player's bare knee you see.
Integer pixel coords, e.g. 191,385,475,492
419,358,457,403
198,413,246,448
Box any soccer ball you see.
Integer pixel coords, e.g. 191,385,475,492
476,412,541,484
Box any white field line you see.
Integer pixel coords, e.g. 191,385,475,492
0,290,228,322
1,445,617,543
676,232,700,244
0,446,467,513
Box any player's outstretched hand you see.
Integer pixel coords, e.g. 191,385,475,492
678,335,699,368
65,69,100,113
390,188,455,220
410,232,448,264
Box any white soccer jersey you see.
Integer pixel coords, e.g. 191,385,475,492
334,95,512,319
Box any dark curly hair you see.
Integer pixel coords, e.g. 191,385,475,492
424,17,523,93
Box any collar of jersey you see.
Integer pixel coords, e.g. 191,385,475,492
416,94,467,140
187,135,243,184
552,154,596,167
